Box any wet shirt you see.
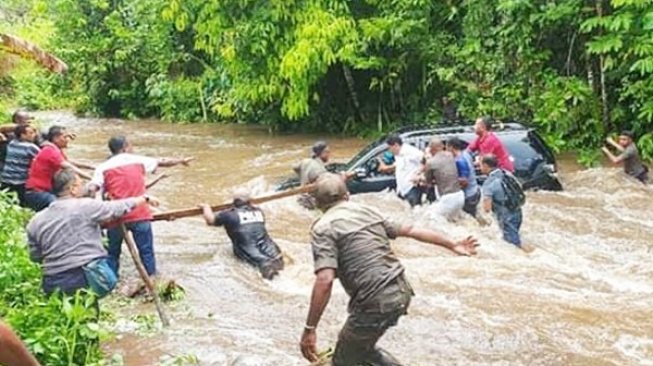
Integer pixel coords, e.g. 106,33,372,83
25,143,65,192
621,143,646,178
295,157,327,185
214,205,281,267
310,201,405,313
456,150,479,198
26,197,138,275
482,169,517,214
425,152,461,196
468,132,514,172
91,153,158,225
395,143,424,196
0,140,40,185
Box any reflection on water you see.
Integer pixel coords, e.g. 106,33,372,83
36,111,653,365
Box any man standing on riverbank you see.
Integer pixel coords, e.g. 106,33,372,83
385,134,424,207
199,188,284,280
0,124,40,206
87,136,193,279
27,169,158,297
299,173,478,365
602,131,649,183
24,126,91,211
468,117,514,172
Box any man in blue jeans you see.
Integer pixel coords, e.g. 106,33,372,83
480,154,523,247
87,136,192,278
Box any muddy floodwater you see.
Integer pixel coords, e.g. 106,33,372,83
34,112,653,365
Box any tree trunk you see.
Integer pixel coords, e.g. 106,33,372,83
596,0,611,130
342,64,364,123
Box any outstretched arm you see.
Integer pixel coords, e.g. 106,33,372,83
157,157,194,168
300,268,335,362
397,224,478,256
61,161,92,180
0,321,41,366
199,204,215,226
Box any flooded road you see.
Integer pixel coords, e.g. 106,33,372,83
35,112,653,365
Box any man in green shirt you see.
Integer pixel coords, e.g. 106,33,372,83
299,173,478,365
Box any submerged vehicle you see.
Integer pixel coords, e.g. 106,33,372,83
278,122,563,193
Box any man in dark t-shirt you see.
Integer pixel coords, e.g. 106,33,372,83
602,131,649,183
200,188,284,280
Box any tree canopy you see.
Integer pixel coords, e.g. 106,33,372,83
2,0,653,161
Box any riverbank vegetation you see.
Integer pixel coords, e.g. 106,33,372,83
0,192,103,365
1,0,653,161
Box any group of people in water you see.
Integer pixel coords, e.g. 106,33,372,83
0,109,649,366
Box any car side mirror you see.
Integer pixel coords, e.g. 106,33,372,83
354,167,368,179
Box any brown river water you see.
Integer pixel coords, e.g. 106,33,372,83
33,111,653,366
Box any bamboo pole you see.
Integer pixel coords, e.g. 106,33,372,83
120,224,170,327
152,184,315,222
0,33,68,73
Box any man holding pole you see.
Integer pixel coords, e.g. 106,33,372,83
602,131,649,183
199,188,284,280
299,173,478,365
26,168,158,297
87,135,193,279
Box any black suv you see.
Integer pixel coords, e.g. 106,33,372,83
278,122,563,193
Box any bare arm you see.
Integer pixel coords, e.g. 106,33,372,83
0,321,41,366
397,224,478,256
199,204,215,226
67,159,95,170
300,268,335,362
61,161,92,180
601,147,623,164
606,137,624,152
157,157,193,168
146,173,169,189
483,196,492,213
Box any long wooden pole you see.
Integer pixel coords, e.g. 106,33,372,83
152,184,315,222
120,224,170,327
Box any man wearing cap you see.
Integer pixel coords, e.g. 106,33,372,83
602,131,649,183
199,188,284,280
299,173,478,366
294,141,331,186
24,125,91,211
86,135,193,279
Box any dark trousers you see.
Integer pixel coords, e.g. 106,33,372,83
0,182,26,206
463,189,481,217
107,221,156,277
24,190,56,212
399,186,422,207
332,277,412,366
42,266,100,318
259,257,285,280
635,166,649,184
496,209,523,247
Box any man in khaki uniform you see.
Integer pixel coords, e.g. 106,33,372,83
293,141,330,209
299,173,478,365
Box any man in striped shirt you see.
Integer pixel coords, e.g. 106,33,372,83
0,124,40,206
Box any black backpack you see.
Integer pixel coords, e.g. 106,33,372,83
500,170,525,210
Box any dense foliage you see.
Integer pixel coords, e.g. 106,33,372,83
0,192,103,366
2,0,653,160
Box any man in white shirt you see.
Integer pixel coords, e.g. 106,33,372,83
385,134,424,206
